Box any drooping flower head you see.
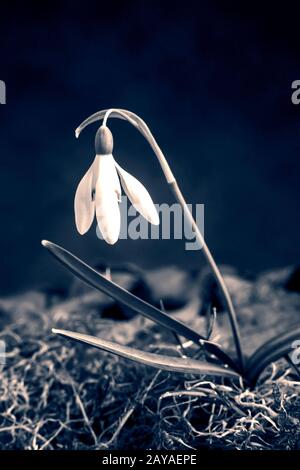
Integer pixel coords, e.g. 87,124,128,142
74,123,159,244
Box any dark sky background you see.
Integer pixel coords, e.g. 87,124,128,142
0,1,300,294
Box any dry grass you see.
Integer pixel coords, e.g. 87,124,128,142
0,280,300,450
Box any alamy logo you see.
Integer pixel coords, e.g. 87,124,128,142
291,339,300,365
291,80,300,105
0,80,6,104
96,196,205,251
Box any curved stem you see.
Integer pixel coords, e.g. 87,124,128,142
102,110,111,127
76,108,245,372
169,181,244,372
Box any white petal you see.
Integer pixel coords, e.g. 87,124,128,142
74,157,97,235
115,162,159,225
95,155,121,244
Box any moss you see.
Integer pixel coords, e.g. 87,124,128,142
0,272,299,450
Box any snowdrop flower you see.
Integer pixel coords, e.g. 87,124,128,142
74,125,159,244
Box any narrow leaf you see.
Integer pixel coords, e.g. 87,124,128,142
52,328,239,379
42,240,239,373
246,325,300,385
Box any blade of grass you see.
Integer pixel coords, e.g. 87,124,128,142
206,305,217,341
42,240,240,373
52,328,239,379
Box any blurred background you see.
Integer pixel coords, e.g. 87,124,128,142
0,0,300,295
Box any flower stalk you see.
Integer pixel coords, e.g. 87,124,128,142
75,108,245,372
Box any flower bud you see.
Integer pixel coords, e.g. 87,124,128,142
95,125,113,155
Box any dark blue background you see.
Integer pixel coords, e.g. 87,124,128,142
1,1,300,294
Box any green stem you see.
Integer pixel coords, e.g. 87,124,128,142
169,180,244,371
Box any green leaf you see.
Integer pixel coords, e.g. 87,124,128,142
246,325,300,385
52,328,239,379
42,240,240,373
